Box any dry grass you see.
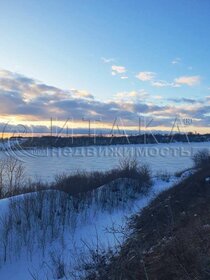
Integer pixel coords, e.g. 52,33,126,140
81,162,210,280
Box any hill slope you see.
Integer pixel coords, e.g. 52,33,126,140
86,166,210,280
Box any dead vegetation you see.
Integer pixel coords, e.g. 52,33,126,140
81,152,210,280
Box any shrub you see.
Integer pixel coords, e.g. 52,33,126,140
156,170,171,182
54,158,152,196
50,252,66,279
192,149,210,168
118,157,138,175
0,157,26,198
118,157,152,193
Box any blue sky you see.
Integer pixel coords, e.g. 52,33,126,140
0,0,210,132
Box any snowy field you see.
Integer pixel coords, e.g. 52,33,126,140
0,172,187,280
0,142,208,279
0,142,209,181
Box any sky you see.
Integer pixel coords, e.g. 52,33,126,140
0,0,210,134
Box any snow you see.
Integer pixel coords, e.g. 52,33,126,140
0,172,186,280
205,177,210,183
0,142,208,182
0,141,204,278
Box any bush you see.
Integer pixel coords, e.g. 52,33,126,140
192,149,210,168
80,165,210,280
54,158,152,196
156,170,171,182
0,157,26,198
118,157,152,193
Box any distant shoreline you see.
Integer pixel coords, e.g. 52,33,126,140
0,133,210,151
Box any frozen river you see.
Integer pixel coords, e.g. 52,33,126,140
0,142,210,182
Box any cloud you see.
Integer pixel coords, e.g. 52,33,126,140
151,80,180,88
70,89,94,99
0,69,210,131
136,71,156,81
168,98,202,104
151,81,168,87
171,57,181,65
114,90,149,101
174,75,201,86
153,95,163,100
111,65,127,75
111,65,128,79
101,57,115,63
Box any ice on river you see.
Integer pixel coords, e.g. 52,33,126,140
0,142,209,182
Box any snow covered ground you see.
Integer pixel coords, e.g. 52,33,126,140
0,172,190,280
0,142,208,182
0,141,204,278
